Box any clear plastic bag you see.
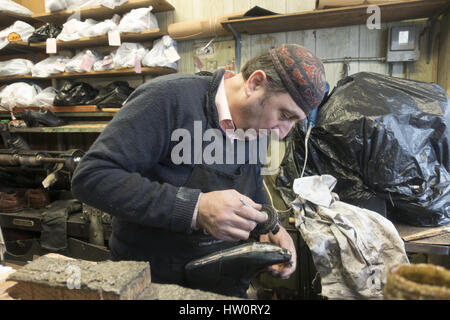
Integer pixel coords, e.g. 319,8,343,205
0,21,35,50
113,43,147,69
0,0,33,16
94,52,115,71
57,18,98,41
0,58,34,76
142,35,179,69
32,56,71,77
84,14,120,37
32,87,57,107
118,6,158,33
65,50,102,73
0,82,41,109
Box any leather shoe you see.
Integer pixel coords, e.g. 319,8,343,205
24,188,50,209
21,109,65,127
0,192,23,213
184,242,291,298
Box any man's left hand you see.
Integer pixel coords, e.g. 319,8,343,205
259,224,297,279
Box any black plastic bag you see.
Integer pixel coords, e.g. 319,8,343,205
277,72,450,227
88,81,134,108
54,82,99,106
28,23,62,43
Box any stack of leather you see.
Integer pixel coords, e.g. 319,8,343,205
0,189,50,213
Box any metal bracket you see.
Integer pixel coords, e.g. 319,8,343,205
225,23,242,72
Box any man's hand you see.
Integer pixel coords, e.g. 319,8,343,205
260,225,297,279
197,190,268,242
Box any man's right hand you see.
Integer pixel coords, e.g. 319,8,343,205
197,190,268,242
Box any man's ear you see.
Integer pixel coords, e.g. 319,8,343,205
244,70,267,97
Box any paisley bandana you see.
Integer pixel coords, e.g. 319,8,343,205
270,44,326,116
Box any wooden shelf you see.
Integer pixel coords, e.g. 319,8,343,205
0,11,37,28
222,0,450,35
8,121,108,133
0,66,176,82
0,106,120,118
23,29,166,50
32,0,175,24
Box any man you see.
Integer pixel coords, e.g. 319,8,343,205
71,44,326,297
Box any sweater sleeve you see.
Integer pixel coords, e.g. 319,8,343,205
71,79,201,234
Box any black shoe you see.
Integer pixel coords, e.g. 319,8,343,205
184,242,291,298
21,109,65,127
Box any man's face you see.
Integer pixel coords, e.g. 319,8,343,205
240,91,307,140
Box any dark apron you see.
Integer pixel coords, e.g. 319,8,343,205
110,162,261,289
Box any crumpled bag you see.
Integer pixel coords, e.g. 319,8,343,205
57,18,98,41
291,175,409,300
0,0,32,16
65,49,102,73
93,52,115,71
54,82,99,106
113,42,148,69
28,23,62,43
0,58,33,76
0,21,35,50
31,56,70,77
45,0,127,12
0,82,41,109
142,35,179,69
88,81,134,108
118,6,158,33
83,14,120,37
33,87,57,107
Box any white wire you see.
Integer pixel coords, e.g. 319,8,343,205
301,125,312,179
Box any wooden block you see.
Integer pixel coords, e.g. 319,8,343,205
6,254,150,300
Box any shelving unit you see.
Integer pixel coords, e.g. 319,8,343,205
32,0,175,24
0,66,176,82
222,0,450,35
0,0,177,136
26,29,166,50
8,122,108,133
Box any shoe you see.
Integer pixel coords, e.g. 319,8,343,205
184,242,292,298
24,188,50,209
21,109,65,127
0,192,23,213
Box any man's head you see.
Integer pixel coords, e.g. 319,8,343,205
230,44,326,139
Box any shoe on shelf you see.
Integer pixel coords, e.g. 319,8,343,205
184,242,292,298
24,188,50,209
21,109,66,127
0,192,24,213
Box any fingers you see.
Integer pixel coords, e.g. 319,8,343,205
235,198,267,224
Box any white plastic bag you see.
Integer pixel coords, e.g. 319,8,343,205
32,87,57,107
0,21,35,50
94,52,115,71
0,82,41,108
31,56,71,77
0,0,33,16
113,42,148,69
142,35,179,69
57,18,98,41
65,50,102,73
118,6,158,33
75,0,128,9
84,14,120,37
0,59,33,76
45,0,68,12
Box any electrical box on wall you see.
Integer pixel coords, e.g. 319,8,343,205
387,24,420,62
